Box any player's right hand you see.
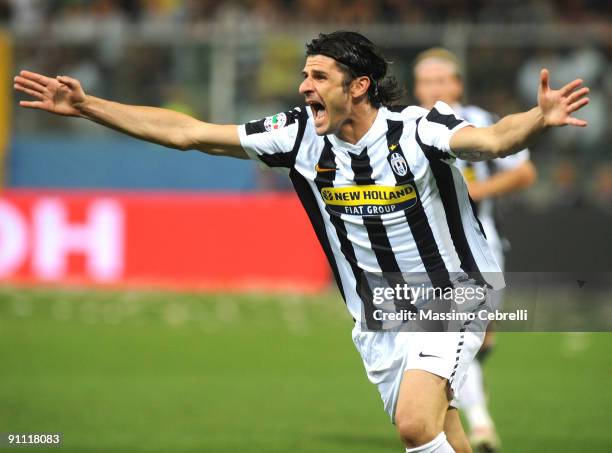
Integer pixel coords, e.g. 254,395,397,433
14,70,86,117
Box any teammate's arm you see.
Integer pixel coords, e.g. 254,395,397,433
450,69,589,161
14,70,247,158
467,160,537,201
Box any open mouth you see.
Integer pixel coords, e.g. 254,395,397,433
308,101,327,124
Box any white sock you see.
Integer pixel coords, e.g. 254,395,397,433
405,432,455,452
459,360,494,430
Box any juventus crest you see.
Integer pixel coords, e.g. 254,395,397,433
390,152,408,177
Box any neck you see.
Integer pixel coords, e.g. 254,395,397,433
335,103,379,145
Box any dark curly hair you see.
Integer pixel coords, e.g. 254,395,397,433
305,31,404,108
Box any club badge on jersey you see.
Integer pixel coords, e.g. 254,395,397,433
390,152,408,177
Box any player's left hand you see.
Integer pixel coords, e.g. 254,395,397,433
538,68,589,128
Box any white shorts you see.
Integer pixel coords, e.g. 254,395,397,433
351,288,490,423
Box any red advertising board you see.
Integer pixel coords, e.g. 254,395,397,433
0,190,330,292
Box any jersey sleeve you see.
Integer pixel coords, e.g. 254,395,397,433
415,101,472,160
237,107,307,169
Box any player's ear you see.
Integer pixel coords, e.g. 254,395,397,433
350,76,371,99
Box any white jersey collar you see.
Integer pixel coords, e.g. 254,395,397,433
327,107,387,153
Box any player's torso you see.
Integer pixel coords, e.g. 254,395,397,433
296,109,442,219
291,107,461,273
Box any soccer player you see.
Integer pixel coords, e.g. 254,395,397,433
14,31,589,453
413,48,538,452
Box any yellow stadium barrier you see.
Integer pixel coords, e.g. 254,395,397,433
0,30,11,189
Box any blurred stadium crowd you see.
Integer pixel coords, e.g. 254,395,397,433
2,0,611,209
0,0,611,25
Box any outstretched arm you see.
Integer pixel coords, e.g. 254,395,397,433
14,70,247,158
450,69,589,161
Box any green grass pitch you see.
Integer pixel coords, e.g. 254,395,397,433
1,286,610,452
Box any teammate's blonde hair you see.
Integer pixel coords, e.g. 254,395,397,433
413,48,463,79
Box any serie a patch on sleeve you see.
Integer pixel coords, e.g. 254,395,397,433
244,109,299,135
320,183,418,216
264,112,287,131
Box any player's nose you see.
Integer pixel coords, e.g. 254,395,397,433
299,78,313,94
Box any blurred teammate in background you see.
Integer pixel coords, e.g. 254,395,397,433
15,31,587,453
413,48,538,452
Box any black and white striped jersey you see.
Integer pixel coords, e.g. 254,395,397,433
238,101,503,322
452,104,530,267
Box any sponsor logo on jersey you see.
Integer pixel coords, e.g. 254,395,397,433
320,184,418,216
390,152,408,177
264,112,287,131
